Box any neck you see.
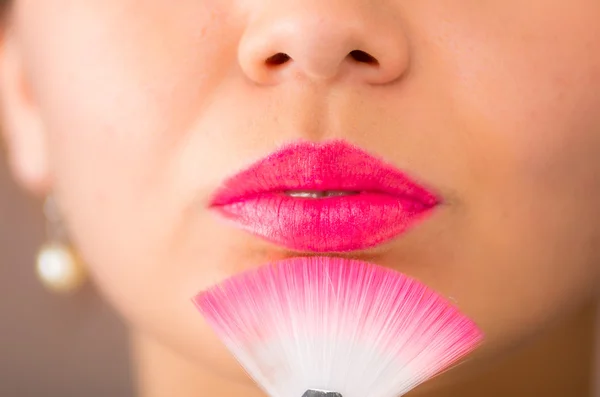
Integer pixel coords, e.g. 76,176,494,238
414,302,596,397
131,303,597,397
130,332,263,397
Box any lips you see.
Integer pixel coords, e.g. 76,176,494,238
209,140,439,252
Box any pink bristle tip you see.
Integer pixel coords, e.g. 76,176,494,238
193,256,483,397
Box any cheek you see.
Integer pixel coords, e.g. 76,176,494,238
433,2,600,343
16,2,245,336
20,1,239,136
18,1,236,254
439,1,600,164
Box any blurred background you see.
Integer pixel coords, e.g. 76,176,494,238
0,149,132,397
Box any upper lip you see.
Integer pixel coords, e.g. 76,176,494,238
209,140,439,207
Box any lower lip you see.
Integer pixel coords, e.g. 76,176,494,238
212,192,435,252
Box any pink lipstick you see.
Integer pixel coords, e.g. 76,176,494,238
209,140,439,252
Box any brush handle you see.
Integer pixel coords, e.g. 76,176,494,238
302,390,343,397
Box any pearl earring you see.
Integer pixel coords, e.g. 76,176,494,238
35,196,86,294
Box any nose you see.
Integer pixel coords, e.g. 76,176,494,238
238,1,410,85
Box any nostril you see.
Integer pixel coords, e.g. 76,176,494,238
265,52,292,67
349,50,379,65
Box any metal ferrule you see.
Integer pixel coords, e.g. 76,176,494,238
302,390,343,397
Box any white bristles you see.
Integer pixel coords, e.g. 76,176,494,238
194,256,483,397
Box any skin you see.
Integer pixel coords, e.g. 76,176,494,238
1,1,600,396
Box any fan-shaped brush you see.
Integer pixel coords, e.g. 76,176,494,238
193,256,483,397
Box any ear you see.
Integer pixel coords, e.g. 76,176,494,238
0,19,51,196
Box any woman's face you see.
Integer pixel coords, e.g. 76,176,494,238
2,0,600,388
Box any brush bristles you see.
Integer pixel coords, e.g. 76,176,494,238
194,257,483,397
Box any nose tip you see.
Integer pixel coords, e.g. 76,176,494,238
238,6,409,85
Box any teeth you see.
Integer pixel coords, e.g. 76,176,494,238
285,190,360,198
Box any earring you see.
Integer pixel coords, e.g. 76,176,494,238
35,195,86,294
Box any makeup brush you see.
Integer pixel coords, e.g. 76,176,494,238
194,256,483,397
